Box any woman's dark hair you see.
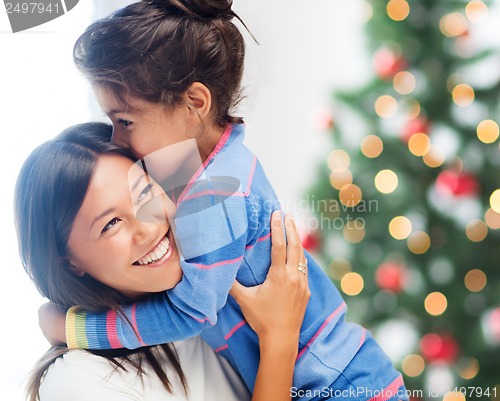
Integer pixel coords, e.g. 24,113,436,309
74,0,253,127
14,122,187,400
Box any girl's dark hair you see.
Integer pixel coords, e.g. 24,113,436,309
14,122,187,401
74,0,252,127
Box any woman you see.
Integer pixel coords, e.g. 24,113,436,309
15,122,309,401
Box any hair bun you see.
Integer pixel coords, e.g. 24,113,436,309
146,0,235,20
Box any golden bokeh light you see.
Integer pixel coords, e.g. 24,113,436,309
476,119,499,144
423,145,446,168
327,149,350,173
490,189,500,213
393,71,416,94
330,169,353,190
387,0,410,21
466,219,488,242
328,259,352,281
341,272,364,296
464,269,487,292
389,216,412,240
339,184,362,207
465,1,488,23
343,221,366,244
452,83,475,107
401,354,425,377
361,135,384,158
458,357,480,380
375,169,398,194
424,291,448,316
407,231,431,254
404,98,421,120
485,208,500,229
375,95,398,118
408,133,431,156
443,391,466,401
440,12,468,37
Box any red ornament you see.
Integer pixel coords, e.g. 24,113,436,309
402,117,430,142
375,262,407,293
302,231,321,252
420,333,459,363
436,170,479,197
373,48,407,79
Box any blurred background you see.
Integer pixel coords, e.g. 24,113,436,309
1,0,499,400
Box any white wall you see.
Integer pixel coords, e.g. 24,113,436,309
0,1,366,399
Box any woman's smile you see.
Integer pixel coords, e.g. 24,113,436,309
134,228,175,267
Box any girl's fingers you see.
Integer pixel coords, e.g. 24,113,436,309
270,210,286,268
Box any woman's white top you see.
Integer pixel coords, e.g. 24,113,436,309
39,336,251,401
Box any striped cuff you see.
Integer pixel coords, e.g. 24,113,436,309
65,306,89,349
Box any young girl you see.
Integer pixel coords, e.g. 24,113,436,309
16,122,309,401
41,1,408,399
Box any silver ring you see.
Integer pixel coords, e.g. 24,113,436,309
298,262,307,270
298,266,307,275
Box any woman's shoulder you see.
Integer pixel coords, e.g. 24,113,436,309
38,338,250,401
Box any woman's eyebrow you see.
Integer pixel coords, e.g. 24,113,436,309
131,173,146,192
90,208,115,230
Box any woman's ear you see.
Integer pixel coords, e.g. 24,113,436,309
68,262,85,277
185,82,212,119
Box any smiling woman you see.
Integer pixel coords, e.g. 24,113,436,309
14,121,310,401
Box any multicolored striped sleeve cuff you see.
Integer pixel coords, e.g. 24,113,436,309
65,306,124,350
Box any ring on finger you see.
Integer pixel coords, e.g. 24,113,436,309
298,265,307,275
298,262,307,270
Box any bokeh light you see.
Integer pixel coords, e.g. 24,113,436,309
457,357,480,380
464,269,487,292
485,208,500,229
465,1,488,23
389,216,412,240
404,99,421,120
443,391,466,401
401,354,425,377
440,12,468,37
327,149,350,172
375,169,398,194
328,259,352,281
490,189,500,213
425,291,448,316
466,219,488,242
408,133,431,156
343,221,366,243
452,83,475,107
341,272,364,296
361,135,383,158
393,71,416,94
386,0,410,21
375,95,398,118
408,231,431,254
330,169,353,190
339,184,362,207
476,119,499,144
423,145,446,168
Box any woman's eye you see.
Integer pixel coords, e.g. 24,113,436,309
102,218,121,234
117,118,132,128
138,183,154,203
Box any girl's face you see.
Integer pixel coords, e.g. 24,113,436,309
67,154,182,300
94,87,195,159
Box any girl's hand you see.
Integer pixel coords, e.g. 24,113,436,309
229,211,310,349
38,302,67,346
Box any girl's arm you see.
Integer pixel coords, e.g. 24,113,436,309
230,213,310,401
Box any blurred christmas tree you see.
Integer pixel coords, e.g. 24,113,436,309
307,0,500,399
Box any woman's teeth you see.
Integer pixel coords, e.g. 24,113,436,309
136,236,170,265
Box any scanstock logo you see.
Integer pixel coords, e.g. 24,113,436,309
4,0,79,33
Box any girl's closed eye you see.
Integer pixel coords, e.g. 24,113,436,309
117,118,132,128
137,183,154,203
101,217,122,234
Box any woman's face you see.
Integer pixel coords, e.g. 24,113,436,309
67,154,182,300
